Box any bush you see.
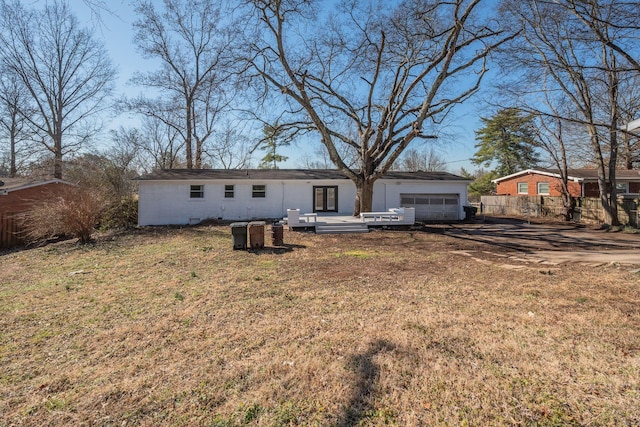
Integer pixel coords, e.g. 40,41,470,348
20,187,106,244
100,196,138,230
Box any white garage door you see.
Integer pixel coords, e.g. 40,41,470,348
400,193,460,220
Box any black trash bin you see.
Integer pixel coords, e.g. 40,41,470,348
230,222,248,250
271,223,284,246
248,221,266,249
463,206,477,220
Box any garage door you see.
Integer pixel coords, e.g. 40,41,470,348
400,193,460,220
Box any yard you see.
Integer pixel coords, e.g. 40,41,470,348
1,221,639,426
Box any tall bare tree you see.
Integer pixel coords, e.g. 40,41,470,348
0,70,34,177
0,0,116,179
128,0,235,169
243,0,514,215
499,0,640,225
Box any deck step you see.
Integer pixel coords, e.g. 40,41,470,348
315,223,370,235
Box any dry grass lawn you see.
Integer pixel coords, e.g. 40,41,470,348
1,225,639,426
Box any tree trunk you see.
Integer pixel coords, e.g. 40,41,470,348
9,125,17,178
353,177,375,217
54,131,63,179
597,175,617,226
185,100,193,169
561,192,574,222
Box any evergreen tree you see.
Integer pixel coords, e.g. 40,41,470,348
472,108,540,176
258,123,290,169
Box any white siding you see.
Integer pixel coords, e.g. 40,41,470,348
375,179,469,220
138,179,354,225
138,178,469,225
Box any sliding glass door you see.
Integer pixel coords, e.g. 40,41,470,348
314,186,338,212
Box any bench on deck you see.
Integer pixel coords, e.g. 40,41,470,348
360,207,415,224
360,211,399,222
286,209,317,228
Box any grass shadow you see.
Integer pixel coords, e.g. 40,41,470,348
247,243,307,255
337,339,397,427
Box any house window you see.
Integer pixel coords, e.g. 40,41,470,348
224,185,234,198
537,182,550,195
517,182,528,194
615,182,628,194
190,185,204,199
252,185,266,198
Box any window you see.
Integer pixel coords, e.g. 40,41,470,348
224,185,234,198
190,185,204,199
615,182,628,194
517,182,528,194
252,185,266,198
537,182,550,195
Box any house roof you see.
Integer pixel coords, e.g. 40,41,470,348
492,168,640,183
0,178,74,195
136,168,471,182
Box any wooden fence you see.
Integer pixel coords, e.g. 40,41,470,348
0,212,23,249
480,195,639,227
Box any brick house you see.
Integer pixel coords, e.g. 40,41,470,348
0,178,75,248
492,169,640,197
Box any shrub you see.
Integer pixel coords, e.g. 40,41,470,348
100,196,138,230
20,187,106,244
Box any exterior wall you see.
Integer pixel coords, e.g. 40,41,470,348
138,178,470,225
0,182,73,214
0,182,74,248
584,181,640,197
496,174,582,197
375,179,470,220
138,179,356,225
583,183,598,197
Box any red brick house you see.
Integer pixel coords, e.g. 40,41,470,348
492,169,640,197
0,178,75,248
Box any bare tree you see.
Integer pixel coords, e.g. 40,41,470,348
0,0,116,179
535,111,576,221
396,147,447,172
243,0,514,215
128,0,236,169
111,115,185,173
0,69,35,177
205,122,253,169
499,0,640,225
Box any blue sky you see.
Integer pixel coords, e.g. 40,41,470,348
68,0,483,173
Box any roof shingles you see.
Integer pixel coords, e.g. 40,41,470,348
136,169,470,182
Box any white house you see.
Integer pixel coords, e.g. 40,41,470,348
136,169,471,225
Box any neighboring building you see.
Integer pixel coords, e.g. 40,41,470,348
493,168,640,197
0,178,75,248
136,169,472,225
